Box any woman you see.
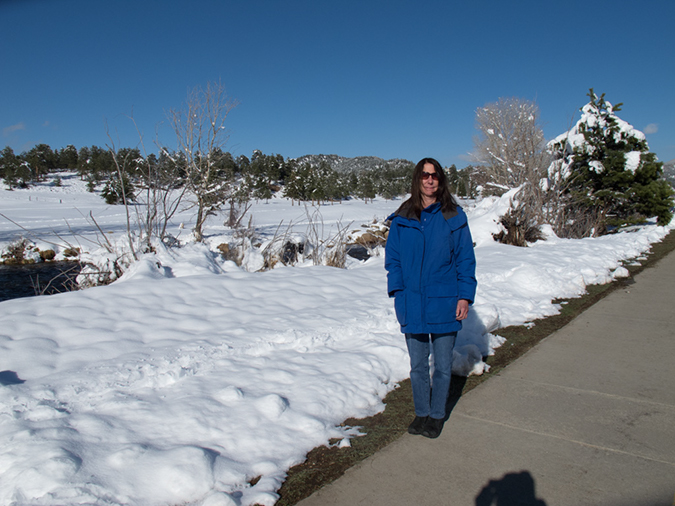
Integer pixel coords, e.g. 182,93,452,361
385,157,476,438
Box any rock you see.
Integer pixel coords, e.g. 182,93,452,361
63,247,80,258
40,249,56,261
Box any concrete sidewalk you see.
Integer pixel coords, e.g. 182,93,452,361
298,250,675,506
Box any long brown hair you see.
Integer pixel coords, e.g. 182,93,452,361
399,157,457,219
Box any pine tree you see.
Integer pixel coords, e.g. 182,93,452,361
355,172,376,203
548,90,674,233
24,143,57,182
59,145,79,169
1,146,21,189
101,172,136,205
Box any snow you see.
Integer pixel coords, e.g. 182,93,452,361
590,160,605,174
1,174,673,505
545,97,654,188
547,99,648,172
625,151,642,173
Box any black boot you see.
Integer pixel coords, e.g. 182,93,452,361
421,417,444,438
407,415,429,435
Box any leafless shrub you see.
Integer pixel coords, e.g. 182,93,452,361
546,196,606,238
259,220,303,269
105,127,139,261
232,215,256,242
492,169,606,243
539,161,607,239
493,207,545,246
493,184,545,247
304,205,352,268
112,117,188,251
76,259,126,288
323,227,350,268
2,238,30,263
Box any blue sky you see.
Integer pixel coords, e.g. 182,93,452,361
2,0,674,168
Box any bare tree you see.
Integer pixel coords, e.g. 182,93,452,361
167,81,239,242
472,97,550,192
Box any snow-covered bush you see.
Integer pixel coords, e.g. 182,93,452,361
2,238,30,263
76,253,131,288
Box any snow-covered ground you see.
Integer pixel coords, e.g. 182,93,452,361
0,174,672,505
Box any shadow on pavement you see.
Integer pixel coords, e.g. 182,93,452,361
475,471,547,506
445,374,468,420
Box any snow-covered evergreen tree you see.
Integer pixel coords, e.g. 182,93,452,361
547,89,673,234
101,172,136,205
0,146,21,189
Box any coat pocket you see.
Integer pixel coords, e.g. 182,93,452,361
425,285,458,324
393,290,407,325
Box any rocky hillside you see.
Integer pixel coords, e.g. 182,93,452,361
663,158,675,187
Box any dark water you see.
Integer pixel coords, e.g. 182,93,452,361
0,262,81,302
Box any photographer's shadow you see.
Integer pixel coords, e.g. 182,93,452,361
475,471,547,506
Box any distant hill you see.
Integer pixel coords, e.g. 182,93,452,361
663,159,675,187
293,154,414,173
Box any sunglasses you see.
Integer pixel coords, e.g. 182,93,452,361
420,171,439,181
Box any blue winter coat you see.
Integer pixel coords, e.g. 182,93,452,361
385,202,477,334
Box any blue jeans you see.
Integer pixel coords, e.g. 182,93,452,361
405,332,457,419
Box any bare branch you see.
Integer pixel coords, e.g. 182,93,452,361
166,80,240,241
471,97,550,191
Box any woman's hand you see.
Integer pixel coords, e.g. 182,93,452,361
456,299,470,320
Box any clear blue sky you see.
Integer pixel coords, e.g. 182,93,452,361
2,0,674,168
